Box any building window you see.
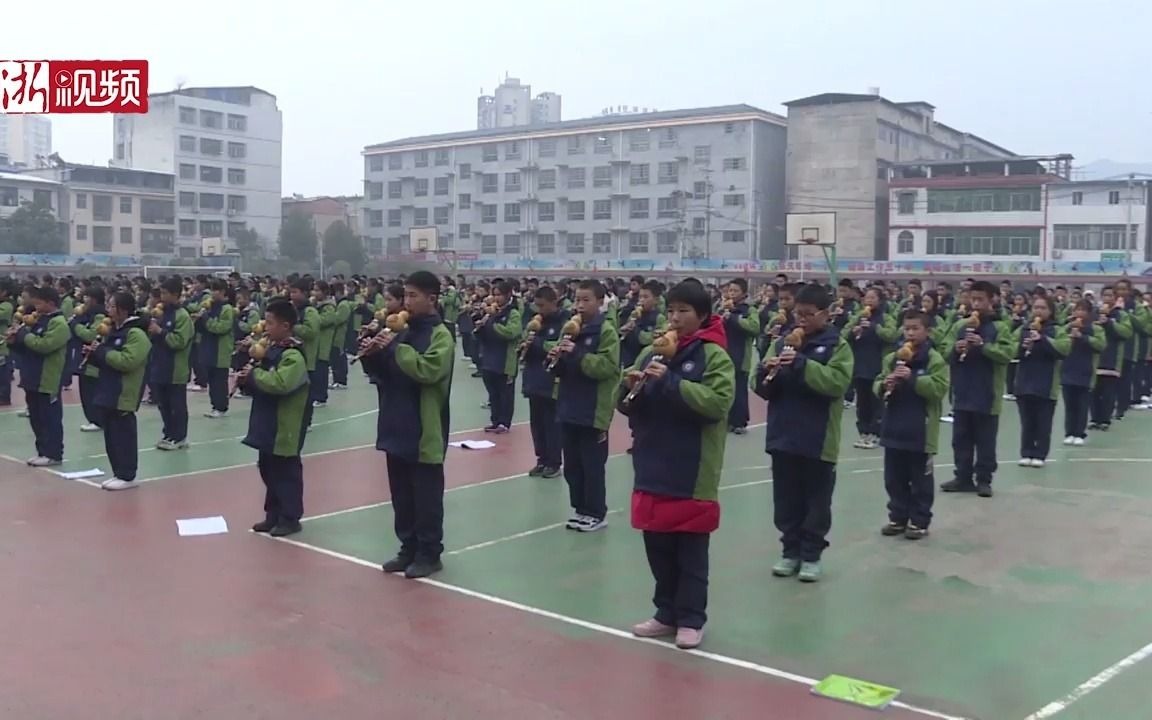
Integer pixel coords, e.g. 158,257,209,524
723,194,745,207
228,168,246,185
367,156,384,172
227,142,246,159
538,202,555,222
119,196,133,214
196,165,222,183
593,200,612,220
722,230,745,244
593,166,613,188
388,209,402,227
693,217,706,235
538,139,557,158
1072,191,1083,206
1109,191,1121,205
482,174,498,193
227,222,247,239
694,145,710,165
434,177,449,196
927,188,1041,213
504,203,521,223
722,157,747,171
120,227,133,245
92,226,113,251
692,181,707,200
366,182,383,200
140,199,174,224
415,151,429,168
568,201,585,221
898,192,916,215
629,132,650,152
458,162,471,179
566,233,585,253
1053,224,1138,250
227,114,247,131
199,193,224,211
459,193,471,209
179,135,196,152
629,232,649,253
141,229,174,253
539,169,557,190
629,164,650,186
505,172,522,192
592,233,612,253
567,167,586,189
657,197,679,218
388,154,402,170
178,192,195,209
480,235,497,253
434,149,450,166
657,128,678,149
200,110,222,129
200,138,222,156
630,198,649,219
537,233,555,253
656,231,677,253
926,228,1041,256
458,223,470,238
115,143,125,160
75,193,87,209
415,178,429,196
657,162,678,184
179,106,196,124
388,181,402,199
505,142,521,161
434,206,449,225
179,163,196,180
503,233,521,254
594,136,612,154
897,230,914,254
414,208,428,226
567,136,584,155
92,195,113,222
76,224,87,241
178,219,197,236
481,205,497,223
482,145,498,162
227,195,246,212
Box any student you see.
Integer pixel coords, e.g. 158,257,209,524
328,281,353,390
9,286,70,466
83,290,152,491
619,280,665,370
1090,287,1132,430
875,310,949,539
720,278,761,435
942,280,1015,497
757,282,795,359
287,279,322,422
438,278,460,340
520,286,568,478
360,271,454,578
755,284,852,581
548,279,621,532
475,280,522,433
71,287,107,433
148,279,195,450
622,280,734,650
844,287,899,449
0,280,13,406
1013,296,1070,467
311,280,339,407
196,280,237,418
1060,300,1103,449
238,299,312,537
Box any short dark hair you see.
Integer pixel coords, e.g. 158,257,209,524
109,290,136,314
160,278,182,295
577,279,605,300
291,278,312,293
629,275,645,284
969,280,998,297
31,286,59,306
727,278,748,294
385,283,405,301
666,281,712,318
902,308,927,325
406,270,440,297
533,286,558,303
86,287,106,305
837,278,855,288
265,298,297,326
314,280,330,295
641,279,662,295
794,283,832,311
492,280,513,297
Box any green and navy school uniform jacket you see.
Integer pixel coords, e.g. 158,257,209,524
1096,308,1133,375
475,301,523,377
331,296,353,356
291,301,322,371
520,299,537,329
350,297,374,352
235,302,261,340
721,301,761,374
72,306,107,379
315,299,339,362
619,308,665,369
757,307,793,358
1012,321,1071,400
843,307,899,381
88,316,152,413
13,310,70,396
59,294,75,320
0,299,12,363
873,343,949,455
1060,323,1106,389
1124,303,1152,364
521,309,570,399
620,316,734,534
241,339,311,457
195,301,236,370
361,313,454,464
150,306,194,385
439,287,461,325
754,326,853,464
551,313,621,431
830,298,858,330
948,312,1015,416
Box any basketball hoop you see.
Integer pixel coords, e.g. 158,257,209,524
799,228,822,246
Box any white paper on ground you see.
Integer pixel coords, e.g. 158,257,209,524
53,468,105,480
448,440,496,450
176,516,229,536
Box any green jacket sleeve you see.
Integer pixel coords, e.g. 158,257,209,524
333,300,351,327
672,344,735,421
735,311,760,336
580,323,622,380
875,312,900,344
73,313,106,343
1112,313,1134,340
393,325,453,384
164,310,194,350
492,307,522,340
798,337,854,398
204,305,235,335
21,316,70,354
971,321,1016,365
295,306,320,341
637,313,667,347
1045,325,1072,356
1085,325,1107,352
914,349,950,401
318,303,339,329
95,327,150,373
252,348,308,394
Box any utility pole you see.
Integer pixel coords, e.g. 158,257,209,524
1125,173,1135,267
703,168,713,259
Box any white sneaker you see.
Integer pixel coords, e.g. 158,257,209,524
1031,459,1046,468
28,456,61,467
17,410,29,418
1063,436,1075,446
312,401,327,409
79,423,101,432
26,456,44,465
578,517,608,533
1003,394,1016,401
1018,458,1031,467
204,409,226,419
1072,437,1085,446
565,513,592,530
101,478,137,491
941,415,954,423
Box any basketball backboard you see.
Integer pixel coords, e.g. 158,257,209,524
785,212,837,246
409,226,439,253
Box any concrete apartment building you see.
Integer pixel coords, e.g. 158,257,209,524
26,163,176,256
1047,179,1149,264
0,171,59,222
477,77,561,130
112,86,282,258
784,92,1015,260
362,104,788,263
0,115,51,167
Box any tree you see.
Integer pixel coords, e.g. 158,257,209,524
322,220,366,274
232,227,264,259
279,211,317,264
0,201,65,254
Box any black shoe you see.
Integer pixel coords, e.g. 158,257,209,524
251,519,277,533
731,426,747,435
626,447,634,455
904,525,929,540
940,478,976,493
382,555,414,573
976,483,993,498
541,466,561,478
471,371,482,378
269,520,302,537
528,464,545,477
881,522,907,536
404,559,443,579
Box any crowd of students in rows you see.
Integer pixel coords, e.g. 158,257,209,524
1,269,1145,650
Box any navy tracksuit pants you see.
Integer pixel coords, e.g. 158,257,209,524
155,383,189,442
884,448,934,529
561,423,608,520
643,531,710,630
26,391,64,461
78,374,102,427
1017,394,1055,460
528,396,562,468
481,370,515,427
258,451,304,524
101,407,138,481
329,347,348,386
770,451,836,562
951,410,998,486
1061,385,1090,440
727,370,749,429
386,453,445,562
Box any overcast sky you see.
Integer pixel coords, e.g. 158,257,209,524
12,0,1151,197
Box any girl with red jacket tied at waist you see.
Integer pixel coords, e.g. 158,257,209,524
619,280,735,651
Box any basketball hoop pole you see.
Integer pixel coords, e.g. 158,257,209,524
822,245,838,285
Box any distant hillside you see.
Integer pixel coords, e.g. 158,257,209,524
1076,159,1152,181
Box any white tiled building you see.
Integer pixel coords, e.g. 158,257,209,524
0,115,51,167
1047,180,1148,264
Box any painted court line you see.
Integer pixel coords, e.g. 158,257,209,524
1023,640,1152,719
259,532,967,720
